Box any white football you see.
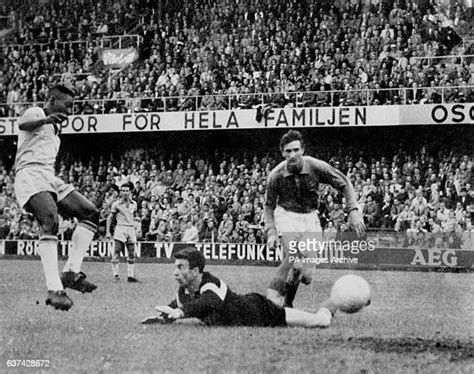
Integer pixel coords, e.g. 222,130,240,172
331,274,371,314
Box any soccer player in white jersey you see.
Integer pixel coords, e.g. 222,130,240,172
14,85,99,311
106,182,139,282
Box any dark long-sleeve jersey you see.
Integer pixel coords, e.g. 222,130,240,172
168,272,286,327
264,156,359,232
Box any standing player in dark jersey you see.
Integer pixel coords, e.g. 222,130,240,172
141,248,336,328
265,130,365,307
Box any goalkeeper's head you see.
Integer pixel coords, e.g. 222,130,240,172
173,248,206,289
174,248,205,273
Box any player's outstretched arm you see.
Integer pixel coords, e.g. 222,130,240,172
264,172,279,249
140,315,171,325
348,209,365,237
312,158,365,237
266,228,278,250
264,206,278,250
140,305,178,324
19,112,67,131
105,204,119,238
140,313,204,325
105,213,114,238
155,305,184,320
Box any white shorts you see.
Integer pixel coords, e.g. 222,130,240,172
114,225,137,244
14,167,75,208
274,206,322,258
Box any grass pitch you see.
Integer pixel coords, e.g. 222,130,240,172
1,259,473,373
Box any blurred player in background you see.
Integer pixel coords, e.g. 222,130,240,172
14,84,99,311
265,130,365,307
142,248,335,327
106,182,139,282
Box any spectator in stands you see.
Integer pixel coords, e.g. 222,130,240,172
363,194,380,228
323,221,338,242
199,217,218,243
458,187,472,209
166,212,181,242
1,0,473,249
2,0,472,116
380,193,393,229
234,214,249,238
6,209,21,239
0,137,472,250
411,188,428,216
181,220,199,243
395,204,415,232
58,217,76,241
217,213,233,243
0,209,9,239
329,203,346,231
145,216,163,242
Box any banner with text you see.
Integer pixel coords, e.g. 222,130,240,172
1,104,472,135
2,240,283,262
99,48,138,68
1,240,473,270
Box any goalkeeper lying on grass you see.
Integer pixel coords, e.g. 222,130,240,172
141,248,338,328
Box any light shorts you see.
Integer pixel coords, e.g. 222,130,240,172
114,225,137,244
274,205,323,258
14,167,75,208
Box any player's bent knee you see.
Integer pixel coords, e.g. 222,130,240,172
267,289,284,307
126,243,135,259
268,277,286,295
114,240,125,257
291,262,304,272
41,213,59,235
111,245,120,260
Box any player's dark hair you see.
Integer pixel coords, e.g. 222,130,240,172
47,84,76,100
175,248,205,273
280,130,304,151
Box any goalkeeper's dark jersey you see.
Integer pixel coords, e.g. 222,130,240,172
168,272,286,327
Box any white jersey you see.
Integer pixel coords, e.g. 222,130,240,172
111,199,137,227
14,107,59,173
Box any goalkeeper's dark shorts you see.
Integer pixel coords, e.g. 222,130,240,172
230,293,287,327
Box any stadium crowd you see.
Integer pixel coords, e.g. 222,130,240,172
0,0,472,249
1,0,473,116
0,137,472,249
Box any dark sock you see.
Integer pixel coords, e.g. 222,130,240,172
284,282,299,308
